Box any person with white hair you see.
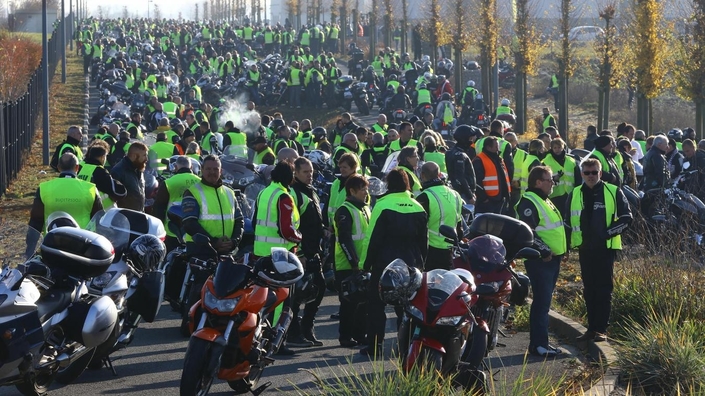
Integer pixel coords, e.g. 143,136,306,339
642,134,670,190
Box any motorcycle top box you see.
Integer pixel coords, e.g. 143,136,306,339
41,228,115,278
337,75,354,88
467,213,534,260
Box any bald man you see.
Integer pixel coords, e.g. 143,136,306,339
51,126,84,170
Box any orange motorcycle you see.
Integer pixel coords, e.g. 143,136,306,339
179,247,304,396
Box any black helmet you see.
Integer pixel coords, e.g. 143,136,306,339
388,74,398,81
465,235,507,273
293,272,321,306
667,128,683,142
127,234,166,273
268,118,286,131
509,271,530,306
453,124,478,143
441,92,451,101
379,259,422,306
340,272,370,304
253,247,304,287
312,126,327,141
46,211,79,231
466,61,480,70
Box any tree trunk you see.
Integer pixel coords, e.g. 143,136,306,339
558,75,568,143
515,71,525,135
602,86,610,133
597,89,605,132
454,47,462,97
696,100,704,140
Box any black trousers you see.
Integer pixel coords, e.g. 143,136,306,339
335,269,367,342
425,247,453,271
578,247,616,334
366,271,404,347
289,269,326,336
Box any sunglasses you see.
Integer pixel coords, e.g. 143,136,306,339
583,171,599,176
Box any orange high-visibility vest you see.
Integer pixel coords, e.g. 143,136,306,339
478,152,511,197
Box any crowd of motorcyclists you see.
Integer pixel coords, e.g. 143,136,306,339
12,13,705,395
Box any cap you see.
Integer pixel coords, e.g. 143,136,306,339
183,129,195,139
594,135,611,148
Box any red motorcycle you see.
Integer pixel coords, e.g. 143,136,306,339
449,214,537,385
379,259,486,390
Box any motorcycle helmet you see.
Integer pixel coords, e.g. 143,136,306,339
269,118,285,131
438,75,446,81
423,72,432,80
467,80,475,87
170,117,183,129
312,126,327,141
441,92,451,101
684,127,696,140
388,74,398,82
340,272,370,304
667,128,683,142
306,149,331,170
450,268,475,289
422,55,430,63
501,98,510,106
464,235,507,273
466,61,480,70
509,271,530,306
126,234,166,273
453,124,479,143
368,176,387,196
253,247,304,287
46,211,79,231
366,65,374,72
379,259,423,306
293,272,321,305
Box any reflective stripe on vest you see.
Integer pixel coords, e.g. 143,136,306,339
184,183,236,242
478,152,509,197
520,191,567,255
569,183,622,250
423,185,461,249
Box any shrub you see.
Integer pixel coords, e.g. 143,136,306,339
0,30,42,101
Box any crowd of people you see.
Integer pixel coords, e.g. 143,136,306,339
40,16,705,365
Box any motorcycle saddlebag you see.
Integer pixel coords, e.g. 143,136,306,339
126,271,165,323
41,228,114,279
63,295,118,348
468,213,534,260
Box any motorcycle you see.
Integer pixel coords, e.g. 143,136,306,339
498,64,516,89
449,213,538,387
334,75,355,111
0,225,118,395
180,244,304,395
353,82,370,116
77,209,166,375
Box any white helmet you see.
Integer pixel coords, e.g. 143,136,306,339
424,72,432,80
501,98,510,106
467,80,475,87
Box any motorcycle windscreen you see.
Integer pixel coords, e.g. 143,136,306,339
213,262,251,299
425,270,464,318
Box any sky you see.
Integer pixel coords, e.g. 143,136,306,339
87,0,222,20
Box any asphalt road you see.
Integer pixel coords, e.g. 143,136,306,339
1,293,578,396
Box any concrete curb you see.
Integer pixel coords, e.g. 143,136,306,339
548,309,619,395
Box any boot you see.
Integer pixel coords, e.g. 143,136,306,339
301,322,323,347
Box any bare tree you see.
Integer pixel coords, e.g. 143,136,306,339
203,1,209,20
122,6,129,19
449,0,469,96
421,0,449,65
400,0,408,54
674,0,705,138
513,0,541,134
478,0,498,106
195,3,199,21
97,5,104,19
153,4,162,20
555,0,575,142
383,0,392,48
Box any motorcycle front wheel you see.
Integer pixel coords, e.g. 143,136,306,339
180,337,222,396
417,346,443,374
15,340,59,396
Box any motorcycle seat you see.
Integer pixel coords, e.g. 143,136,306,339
474,283,501,296
36,288,74,323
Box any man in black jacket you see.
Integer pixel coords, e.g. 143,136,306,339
110,142,148,211
682,139,705,201
584,125,598,151
360,133,389,178
287,157,326,348
445,125,478,204
642,134,670,190
78,140,127,208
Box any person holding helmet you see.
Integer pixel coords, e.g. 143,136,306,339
334,174,371,348
473,136,512,214
416,162,463,271
360,169,428,357
566,158,632,343
445,124,478,203
28,153,103,236
287,157,326,348
462,80,479,107
516,166,567,357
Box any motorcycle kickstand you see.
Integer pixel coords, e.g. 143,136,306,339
103,356,118,376
482,361,501,381
250,381,272,396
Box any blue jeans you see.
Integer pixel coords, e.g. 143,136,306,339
524,255,561,348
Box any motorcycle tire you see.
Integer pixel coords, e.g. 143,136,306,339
358,99,370,116
461,327,488,371
54,347,96,384
180,337,222,396
417,346,443,374
14,340,58,396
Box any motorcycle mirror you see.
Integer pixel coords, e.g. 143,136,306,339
514,247,541,260
439,225,459,244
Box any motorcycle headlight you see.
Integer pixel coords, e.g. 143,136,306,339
203,289,240,313
91,271,117,289
436,315,463,326
238,175,255,186
221,170,236,185
407,305,424,321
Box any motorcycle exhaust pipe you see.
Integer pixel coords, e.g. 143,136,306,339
36,344,92,370
270,308,292,355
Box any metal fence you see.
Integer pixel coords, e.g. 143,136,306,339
0,13,73,198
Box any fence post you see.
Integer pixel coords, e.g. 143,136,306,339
42,0,51,165
62,0,67,84
0,102,6,197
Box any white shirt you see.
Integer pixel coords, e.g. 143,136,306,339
630,139,644,161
